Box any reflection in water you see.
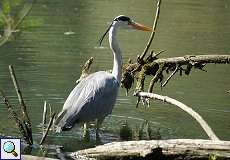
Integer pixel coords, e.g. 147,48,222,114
0,0,230,156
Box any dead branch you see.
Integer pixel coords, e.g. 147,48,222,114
9,65,33,144
148,63,164,93
139,0,161,61
40,113,56,145
0,0,34,47
42,101,47,134
9,65,31,126
122,54,230,92
154,54,230,65
134,91,220,141
0,90,32,144
69,139,230,160
161,64,179,87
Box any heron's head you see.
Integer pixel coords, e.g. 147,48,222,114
99,15,153,46
113,15,152,31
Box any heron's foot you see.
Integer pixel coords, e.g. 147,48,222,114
95,130,101,144
96,128,100,139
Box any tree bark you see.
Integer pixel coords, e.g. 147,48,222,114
154,54,230,65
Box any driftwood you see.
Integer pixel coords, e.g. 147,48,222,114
69,139,230,160
22,155,58,160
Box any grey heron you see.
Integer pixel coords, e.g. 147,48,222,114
55,15,152,133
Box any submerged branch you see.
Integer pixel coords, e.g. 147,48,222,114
134,91,220,141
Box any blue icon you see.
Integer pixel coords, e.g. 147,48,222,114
3,141,18,157
1,138,21,160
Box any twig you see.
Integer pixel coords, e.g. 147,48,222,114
13,0,34,30
152,50,166,59
9,65,31,126
0,0,34,47
139,0,161,61
8,65,33,144
161,65,179,87
42,101,47,134
134,91,220,141
40,113,56,145
49,104,52,118
148,63,164,93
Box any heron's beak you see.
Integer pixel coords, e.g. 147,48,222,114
131,22,153,32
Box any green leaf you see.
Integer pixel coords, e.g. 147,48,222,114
2,0,11,15
11,0,23,7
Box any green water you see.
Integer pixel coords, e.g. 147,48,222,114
0,0,230,156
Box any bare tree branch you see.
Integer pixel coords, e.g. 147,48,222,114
122,54,230,92
134,91,220,141
42,101,47,134
9,65,33,144
154,55,230,65
0,90,31,144
139,0,162,61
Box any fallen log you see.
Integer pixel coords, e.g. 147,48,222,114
22,155,58,160
69,139,230,160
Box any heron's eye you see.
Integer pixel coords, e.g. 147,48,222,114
127,20,132,25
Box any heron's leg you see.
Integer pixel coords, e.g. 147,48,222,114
95,118,104,143
95,118,104,139
82,122,90,140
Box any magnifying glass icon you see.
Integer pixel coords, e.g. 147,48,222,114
3,141,18,157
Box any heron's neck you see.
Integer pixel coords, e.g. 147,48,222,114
109,24,122,83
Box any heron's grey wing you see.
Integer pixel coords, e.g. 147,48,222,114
56,71,119,131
